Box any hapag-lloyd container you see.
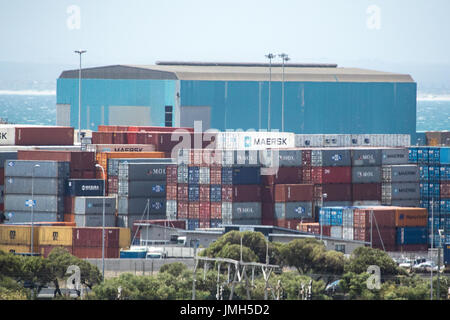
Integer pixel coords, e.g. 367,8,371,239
118,197,166,215
382,182,420,201
274,202,313,219
5,177,65,195
392,207,427,227
5,160,70,178
222,185,261,202
352,183,381,200
261,149,303,168
311,166,351,184
261,167,302,185
351,149,382,166
381,148,409,165
274,184,313,202
5,194,64,213
351,167,381,184
311,149,351,167
0,126,74,146
118,180,166,197
118,163,167,181
381,165,419,183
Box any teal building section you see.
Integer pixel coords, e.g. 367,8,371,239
56,78,176,130
180,80,417,135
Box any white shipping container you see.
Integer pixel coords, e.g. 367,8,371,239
216,132,295,150
351,134,361,146
342,227,354,240
0,127,16,145
330,226,343,239
199,167,210,184
311,134,324,147
166,200,177,220
375,134,384,147
323,134,338,147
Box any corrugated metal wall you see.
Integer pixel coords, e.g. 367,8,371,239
56,79,176,130
180,80,417,136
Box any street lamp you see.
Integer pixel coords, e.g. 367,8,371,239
30,164,40,254
74,50,87,147
265,53,275,130
430,196,434,300
95,163,106,281
437,228,444,300
278,53,290,132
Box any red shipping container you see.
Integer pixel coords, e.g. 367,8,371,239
353,208,396,229
177,184,189,201
313,184,352,201
72,247,119,259
166,165,178,184
177,201,189,219
0,168,4,185
92,132,114,144
262,167,302,185
81,170,96,179
210,203,222,219
127,126,194,133
18,150,95,171
262,203,274,221
112,132,128,144
222,185,261,202
188,203,200,219
210,166,222,185
352,183,381,201
311,166,352,184
274,184,314,202
166,184,178,200
142,131,191,153
10,126,74,146
107,176,118,194
441,183,450,198
72,227,120,248
39,245,73,258
274,219,309,230
199,185,210,202
199,202,211,220
353,227,396,247
64,196,75,214
261,185,275,203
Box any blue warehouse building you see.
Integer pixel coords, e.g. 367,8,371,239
57,61,418,140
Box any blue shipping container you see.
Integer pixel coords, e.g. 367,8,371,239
188,167,200,184
210,185,222,202
427,166,440,181
330,207,343,226
439,165,450,181
409,148,418,163
221,166,261,185
419,166,429,181
319,208,331,226
210,219,222,228
396,227,428,245
440,147,450,165
428,148,440,164
187,219,200,230
445,244,450,265
188,185,200,202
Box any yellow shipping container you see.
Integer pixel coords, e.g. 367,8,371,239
38,226,73,247
0,244,32,254
118,228,131,249
0,225,39,246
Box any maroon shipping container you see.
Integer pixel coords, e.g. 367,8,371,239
199,202,210,220
134,219,186,230
313,184,352,201
441,183,450,198
177,201,189,219
81,170,96,179
274,184,314,202
353,227,396,247
199,185,210,202
311,166,352,184
353,208,396,228
352,183,381,201
262,167,302,185
177,184,189,201
303,224,331,236
142,132,191,153
18,150,95,171
211,203,222,219
72,247,119,259
72,227,120,248
39,245,73,258
112,132,128,144
210,166,222,185
188,203,200,219
222,185,261,202
262,203,275,221
274,219,312,230
13,126,74,146
64,196,75,214
92,132,114,144
126,132,148,144
261,185,275,203
166,184,178,200
0,168,4,185
166,165,178,184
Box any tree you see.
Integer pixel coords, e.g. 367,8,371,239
159,262,188,277
344,247,404,276
19,255,54,299
280,238,326,274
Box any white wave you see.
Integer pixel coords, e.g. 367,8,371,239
417,94,450,101
0,90,56,96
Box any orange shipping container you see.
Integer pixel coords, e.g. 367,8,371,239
394,207,428,227
64,214,75,223
95,151,165,171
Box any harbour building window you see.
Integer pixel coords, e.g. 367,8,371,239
53,232,58,241
335,244,345,253
9,230,16,240
165,106,173,127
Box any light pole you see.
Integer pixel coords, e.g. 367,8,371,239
278,53,290,132
74,50,87,147
437,228,444,300
430,196,434,300
30,164,40,254
95,163,106,281
265,53,275,130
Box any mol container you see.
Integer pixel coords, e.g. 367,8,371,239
351,167,382,184
118,163,167,181
261,149,303,168
351,149,382,167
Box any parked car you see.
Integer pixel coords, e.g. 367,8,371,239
412,261,444,273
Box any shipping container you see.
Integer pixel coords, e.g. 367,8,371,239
394,207,428,227
38,226,73,246
39,245,72,258
166,184,177,201
96,151,165,174
261,167,302,185
72,246,119,259
177,165,189,184
118,180,166,197
199,185,210,202
188,166,200,184
396,227,427,245
381,148,410,165
166,165,178,185
275,202,313,219
0,224,38,246
352,183,381,201
177,184,189,201
222,166,261,185
66,179,104,197
0,152,17,168
3,212,62,224
351,149,382,166
72,227,119,248
188,185,200,202
221,150,261,167
118,163,167,181
261,149,302,168
274,184,313,202
222,185,262,202
211,202,222,219
177,201,189,219
210,185,222,202
166,200,177,220
5,177,65,195
330,226,343,239
351,166,382,184
0,126,74,146
381,183,420,202
311,166,352,184
381,165,419,183
216,132,295,150
188,203,200,219
74,214,116,228
5,160,70,179
18,150,95,171
311,149,351,167
314,184,352,201
0,244,33,254
5,194,64,213
221,202,262,220
107,158,173,177
73,196,116,215
118,197,166,215
210,166,222,185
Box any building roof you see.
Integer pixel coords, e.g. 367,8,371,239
59,62,414,83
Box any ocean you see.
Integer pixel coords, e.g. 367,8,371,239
0,91,448,131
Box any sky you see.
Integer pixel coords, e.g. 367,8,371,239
0,0,449,91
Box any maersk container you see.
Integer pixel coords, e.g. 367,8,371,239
74,214,116,228
66,179,104,197
261,149,302,168
5,194,64,213
381,148,409,165
118,163,167,181
5,160,70,178
118,180,166,197
108,158,173,176
73,196,116,215
5,177,65,195
118,197,166,215
381,165,419,183
351,149,382,167
351,167,381,184
4,211,62,223
381,183,420,200
0,152,17,168
221,166,261,185
396,227,428,245
311,149,351,167
274,202,312,219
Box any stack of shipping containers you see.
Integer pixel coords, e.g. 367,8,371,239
0,152,18,213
